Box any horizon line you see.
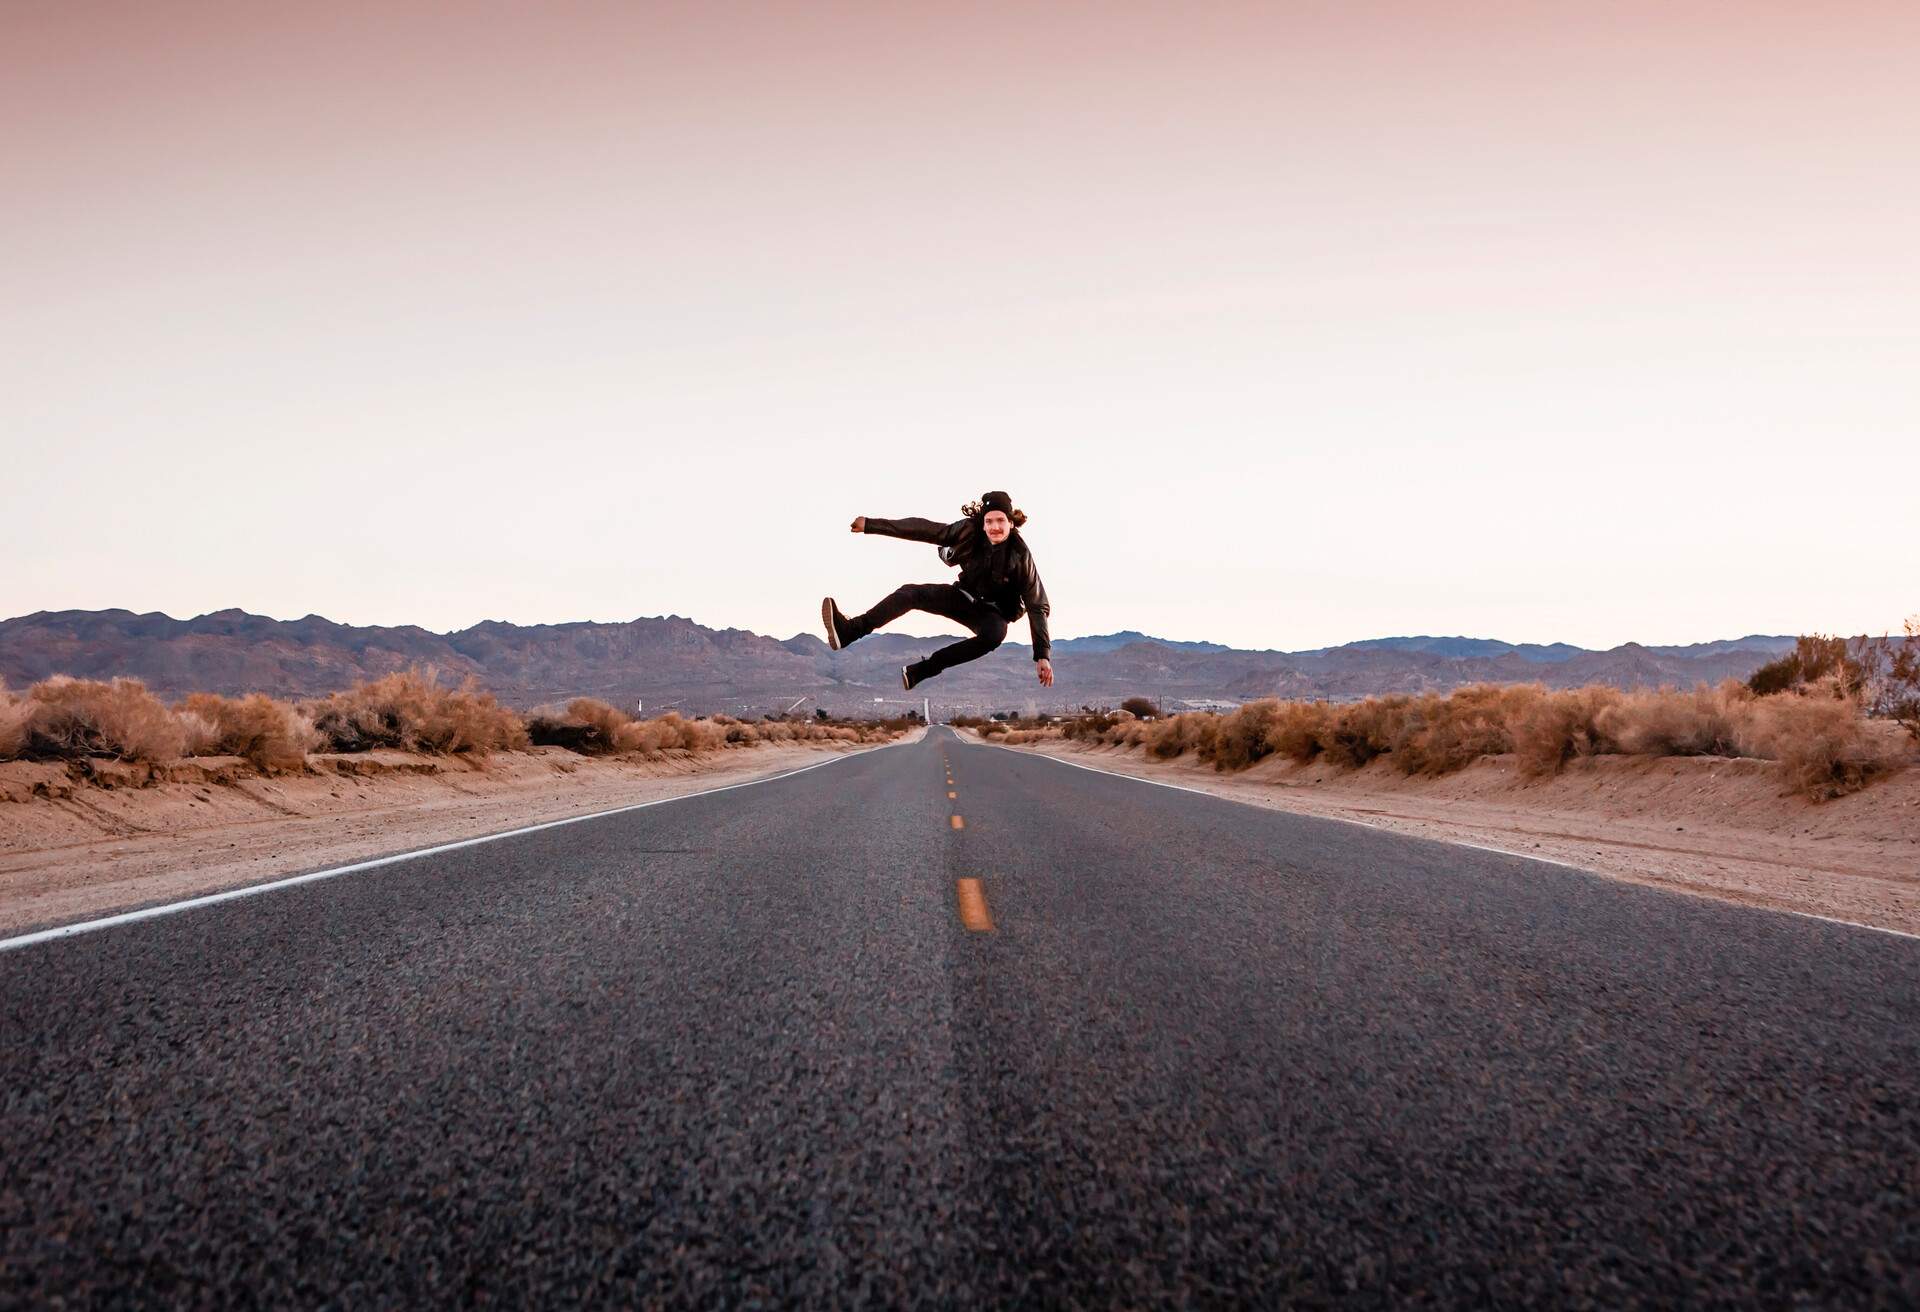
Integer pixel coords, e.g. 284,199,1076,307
0,603,1805,656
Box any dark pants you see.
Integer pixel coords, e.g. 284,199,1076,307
849,583,1008,680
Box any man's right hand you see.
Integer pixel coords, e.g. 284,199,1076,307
850,516,866,533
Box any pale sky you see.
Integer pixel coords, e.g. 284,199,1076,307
5,1,1916,651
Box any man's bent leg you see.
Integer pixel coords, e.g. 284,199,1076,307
910,610,1008,680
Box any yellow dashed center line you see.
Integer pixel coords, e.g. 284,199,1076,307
955,878,994,931
950,814,965,830
947,791,957,799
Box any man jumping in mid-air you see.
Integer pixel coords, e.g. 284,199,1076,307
821,489,1053,691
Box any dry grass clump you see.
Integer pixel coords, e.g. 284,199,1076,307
1031,678,1911,801
0,676,188,763
1206,700,1282,771
1391,686,1520,775
1734,695,1903,800
1509,686,1624,776
526,702,903,755
1148,712,1218,760
1177,687,1541,776
523,702,723,755
1594,682,1748,758
177,692,317,772
1261,701,1329,763
749,717,818,745
1319,695,1414,770
614,711,729,754
754,717,881,746
1863,618,1920,743
526,697,630,755
1063,711,1119,741
710,713,760,745
304,669,528,756
1747,634,1873,699
0,682,32,761
3,670,908,776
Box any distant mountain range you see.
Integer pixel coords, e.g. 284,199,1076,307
0,609,1797,717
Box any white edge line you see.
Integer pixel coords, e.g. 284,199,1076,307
971,735,1920,944
0,741,898,955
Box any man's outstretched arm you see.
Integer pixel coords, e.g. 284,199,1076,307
1023,557,1054,686
853,515,949,544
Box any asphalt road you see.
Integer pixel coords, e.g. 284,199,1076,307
3,726,1916,1308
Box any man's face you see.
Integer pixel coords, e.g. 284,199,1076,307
983,510,1011,543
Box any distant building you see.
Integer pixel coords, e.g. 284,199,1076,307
1178,698,1243,713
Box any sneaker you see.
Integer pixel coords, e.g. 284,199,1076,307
822,597,852,651
902,664,920,691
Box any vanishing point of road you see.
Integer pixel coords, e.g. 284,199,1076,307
4,727,1915,1307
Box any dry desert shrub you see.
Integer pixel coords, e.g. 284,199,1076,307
1864,617,1920,743
680,716,728,753
0,683,31,761
784,718,873,744
1735,695,1900,799
612,715,676,754
565,697,631,745
612,711,724,754
1012,677,1905,800
1594,682,1749,758
526,697,632,755
770,718,839,744
1206,700,1283,771
305,669,528,755
1147,712,1218,760
1747,634,1874,699
711,714,762,745
753,718,793,743
1509,686,1623,776
176,692,317,771
1261,701,1332,763
1395,685,1537,775
1063,711,1117,741
1318,695,1415,769
527,703,887,755
5,676,188,763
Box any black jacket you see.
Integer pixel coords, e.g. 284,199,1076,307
862,516,1052,661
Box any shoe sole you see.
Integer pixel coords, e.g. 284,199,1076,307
822,598,841,651
901,666,912,691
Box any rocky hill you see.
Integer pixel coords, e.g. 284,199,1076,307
0,609,1796,717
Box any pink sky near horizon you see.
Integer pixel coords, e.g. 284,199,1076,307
4,2,1916,650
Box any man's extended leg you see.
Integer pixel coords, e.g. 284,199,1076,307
843,583,973,643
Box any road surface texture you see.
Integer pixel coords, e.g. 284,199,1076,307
4,727,1916,1307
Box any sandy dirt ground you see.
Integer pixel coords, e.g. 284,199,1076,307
989,734,1920,936
0,730,923,935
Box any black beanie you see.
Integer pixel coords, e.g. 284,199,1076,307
980,490,1014,517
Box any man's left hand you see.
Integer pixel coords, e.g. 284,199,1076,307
1036,658,1054,688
